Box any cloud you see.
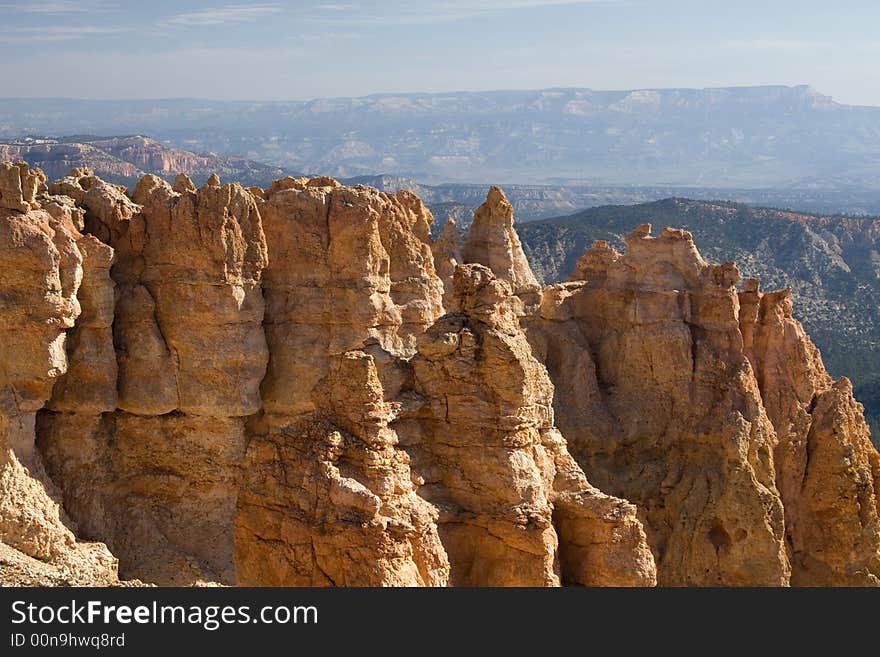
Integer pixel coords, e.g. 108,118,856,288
291,31,362,43
304,0,619,26
160,3,284,27
462,0,617,7
726,39,830,52
316,3,360,10
0,1,90,13
0,25,127,43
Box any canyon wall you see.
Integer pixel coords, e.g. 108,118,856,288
739,280,880,585
235,178,450,586
38,168,268,584
0,163,118,584
407,263,655,585
526,226,879,585
1,163,878,586
525,229,789,585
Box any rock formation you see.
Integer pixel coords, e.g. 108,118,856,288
0,161,47,212
431,218,462,308
0,165,118,585
525,227,790,585
38,169,269,584
235,178,449,586
739,280,880,585
237,350,449,586
407,264,655,585
1,136,286,188
255,178,443,418
461,187,540,302
1,165,878,587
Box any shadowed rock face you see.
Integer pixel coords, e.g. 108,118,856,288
0,168,118,584
408,264,656,586
2,166,878,587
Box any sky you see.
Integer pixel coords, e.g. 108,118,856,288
1,0,879,105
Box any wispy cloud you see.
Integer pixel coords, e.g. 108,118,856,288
303,0,619,27
291,31,362,44
726,39,830,52
160,3,284,27
316,3,360,10
0,25,127,43
0,1,90,13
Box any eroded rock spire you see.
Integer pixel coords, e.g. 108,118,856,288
410,263,656,586
528,225,791,585
461,186,540,298
739,279,880,585
431,217,462,309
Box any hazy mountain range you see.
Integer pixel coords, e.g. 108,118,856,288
3,85,880,188
9,138,878,227
354,175,880,232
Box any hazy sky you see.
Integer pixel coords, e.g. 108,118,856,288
1,0,879,104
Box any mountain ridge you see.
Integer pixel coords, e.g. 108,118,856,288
4,84,880,187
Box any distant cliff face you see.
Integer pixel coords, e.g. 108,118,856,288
1,163,878,586
0,136,288,189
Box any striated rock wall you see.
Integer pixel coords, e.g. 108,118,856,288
524,227,791,585
739,280,880,585
38,169,268,584
407,264,655,585
236,177,449,586
2,163,878,587
256,177,443,416
0,164,117,584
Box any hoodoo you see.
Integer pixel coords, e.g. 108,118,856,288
1,165,878,586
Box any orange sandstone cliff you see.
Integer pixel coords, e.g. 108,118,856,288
0,164,877,586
